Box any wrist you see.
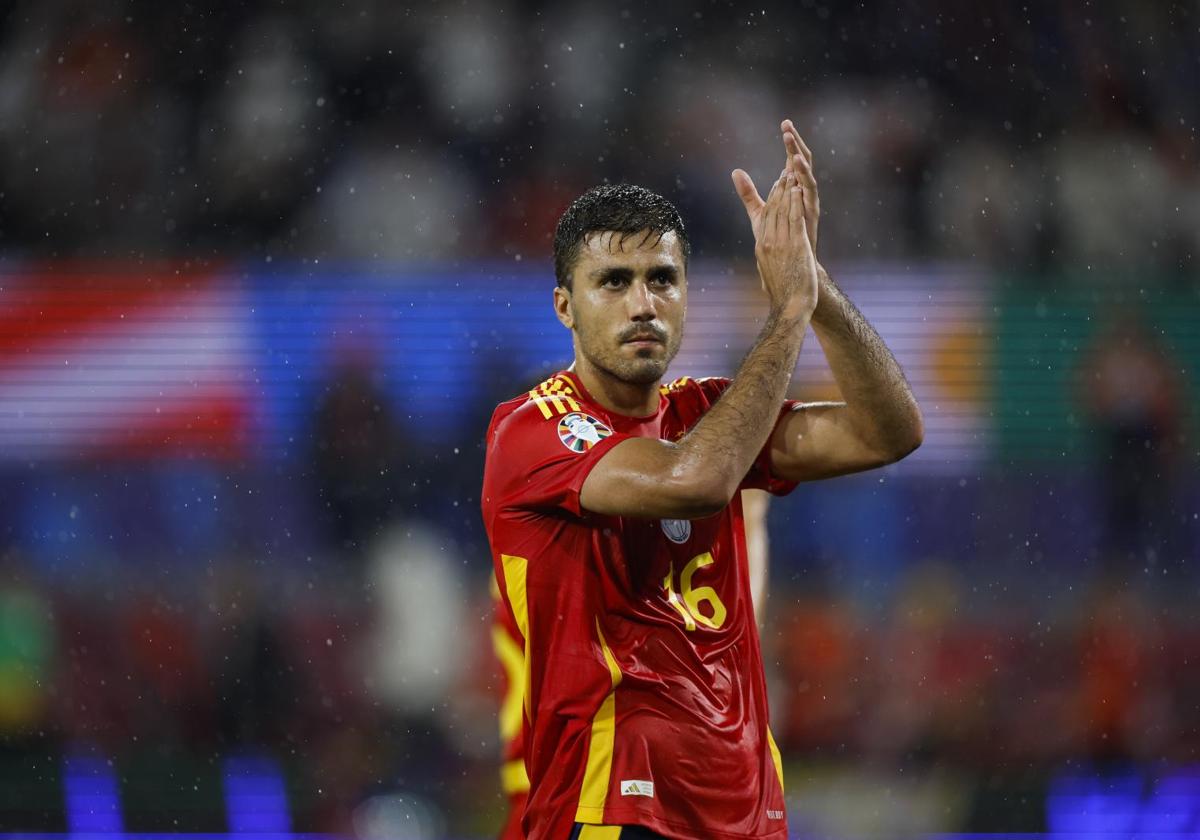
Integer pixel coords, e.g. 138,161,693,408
768,296,815,327
810,265,839,324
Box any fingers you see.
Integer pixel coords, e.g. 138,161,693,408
775,172,792,240
779,121,820,251
782,125,804,178
788,178,804,234
764,170,787,213
731,169,764,221
792,151,816,190
782,119,813,166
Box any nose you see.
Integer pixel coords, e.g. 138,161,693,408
626,278,657,322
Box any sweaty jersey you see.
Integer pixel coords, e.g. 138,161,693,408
481,370,798,840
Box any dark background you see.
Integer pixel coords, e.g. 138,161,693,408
0,1,1198,837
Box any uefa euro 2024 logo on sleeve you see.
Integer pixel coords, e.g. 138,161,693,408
557,413,612,453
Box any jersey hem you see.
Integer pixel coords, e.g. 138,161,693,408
578,807,788,840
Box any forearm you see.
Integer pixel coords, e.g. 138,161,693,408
675,308,809,500
810,267,923,455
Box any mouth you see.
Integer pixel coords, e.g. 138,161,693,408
623,338,663,353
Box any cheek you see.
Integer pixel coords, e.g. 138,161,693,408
573,303,606,343
662,296,686,327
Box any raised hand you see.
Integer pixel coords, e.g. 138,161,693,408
732,162,818,320
731,120,821,254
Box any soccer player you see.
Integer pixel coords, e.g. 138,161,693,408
481,120,923,840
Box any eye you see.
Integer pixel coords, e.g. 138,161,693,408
601,275,629,289
649,272,676,288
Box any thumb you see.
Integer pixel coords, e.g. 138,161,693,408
731,169,764,220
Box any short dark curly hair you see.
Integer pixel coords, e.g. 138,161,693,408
553,184,690,289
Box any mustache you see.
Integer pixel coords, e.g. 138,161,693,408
619,324,668,343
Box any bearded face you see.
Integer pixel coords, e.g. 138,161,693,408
556,230,686,388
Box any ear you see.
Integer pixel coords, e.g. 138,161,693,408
553,285,574,329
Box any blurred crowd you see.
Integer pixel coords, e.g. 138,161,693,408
3,542,1199,835
0,0,1196,273
0,343,1195,836
2,0,1199,836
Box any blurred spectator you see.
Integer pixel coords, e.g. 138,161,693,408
1075,585,1168,766
362,520,465,717
311,353,413,558
205,565,298,750
193,13,326,247
1078,312,1185,565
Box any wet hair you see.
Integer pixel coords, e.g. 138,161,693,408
553,184,690,289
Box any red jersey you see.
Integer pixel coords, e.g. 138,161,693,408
481,370,797,840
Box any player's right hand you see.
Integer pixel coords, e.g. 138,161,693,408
732,163,819,321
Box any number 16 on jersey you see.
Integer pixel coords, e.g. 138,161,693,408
662,552,728,630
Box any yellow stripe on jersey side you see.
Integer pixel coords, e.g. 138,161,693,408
575,620,623,824
491,624,525,743
767,726,785,792
500,554,531,718
500,758,530,795
578,826,622,839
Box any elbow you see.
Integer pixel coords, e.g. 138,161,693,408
884,404,925,464
660,470,737,519
908,404,926,452
862,403,924,468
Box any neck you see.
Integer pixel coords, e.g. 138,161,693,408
571,356,661,417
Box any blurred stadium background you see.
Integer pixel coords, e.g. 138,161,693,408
1,1,1198,838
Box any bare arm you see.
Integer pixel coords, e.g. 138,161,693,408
581,158,819,519
768,267,924,481
761,122,923,482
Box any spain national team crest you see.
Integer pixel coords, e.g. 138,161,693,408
558,413,612,453
661,518,692,544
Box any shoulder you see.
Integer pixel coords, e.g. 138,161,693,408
660,375,731,413
488,373,591,444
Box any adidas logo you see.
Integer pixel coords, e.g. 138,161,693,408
620,779,654,798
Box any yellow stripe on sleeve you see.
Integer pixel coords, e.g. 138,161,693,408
578,826,622,839
574,620,623,824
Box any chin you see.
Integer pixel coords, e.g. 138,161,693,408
616,360,668,386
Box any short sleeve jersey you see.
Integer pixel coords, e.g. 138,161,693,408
481,370,798,840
